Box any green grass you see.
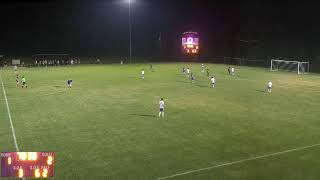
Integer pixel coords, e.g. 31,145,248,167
1,63,320,180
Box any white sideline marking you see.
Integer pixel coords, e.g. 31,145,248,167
0,73,26,180
0,72,27,179
155,143,320,180
0,73,20,151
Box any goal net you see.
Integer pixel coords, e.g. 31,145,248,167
270,59,309,74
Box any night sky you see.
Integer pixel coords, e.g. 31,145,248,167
0,0,320,62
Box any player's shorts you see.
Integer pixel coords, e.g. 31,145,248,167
160,108,164,112
268,86,272,89
22,82,26,85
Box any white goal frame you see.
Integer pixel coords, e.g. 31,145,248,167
270,59,309,74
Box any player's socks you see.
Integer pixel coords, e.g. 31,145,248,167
159,112,161,117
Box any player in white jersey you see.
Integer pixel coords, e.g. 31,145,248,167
141,69,145,79
186,68,190,77
159,98,165,118
201,64,204,73
231,67,235,75
267,81,272,93
14,65,18,74
210,76,215,88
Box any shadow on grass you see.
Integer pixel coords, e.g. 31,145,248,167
176,80,189,84
196,84,208,88
255,89,266,93
130,113,156,117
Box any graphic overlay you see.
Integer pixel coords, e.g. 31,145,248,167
182,32,199,54
1,152,55,178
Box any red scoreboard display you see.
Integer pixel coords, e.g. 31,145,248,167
1,152,55,178
182,32,199,54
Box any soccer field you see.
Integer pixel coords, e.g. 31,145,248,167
1,63,320,180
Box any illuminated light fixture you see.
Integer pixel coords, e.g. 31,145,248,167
196,46,199,49
187,44,194,48
187,37,194,43
187,49,190,53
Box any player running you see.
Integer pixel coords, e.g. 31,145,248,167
228,67,231,75
67,79,73,88
186,68,190,77
206,68,210,77
159,98,165,118
190,72,195,83
267,81,272,93
211,76,215,88
201,64,205,73
141,69,145,79
231,67,235,75
150,64,153,72
21,75,27,88
14,65,18,73
182,67,185,74
15,74,19,87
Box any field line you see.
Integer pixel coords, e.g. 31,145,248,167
0,72,20,151
0,72,26,180
155,143,320,180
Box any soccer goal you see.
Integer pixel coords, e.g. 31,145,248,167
270,59,309,74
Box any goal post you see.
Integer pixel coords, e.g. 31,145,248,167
270,59,309,74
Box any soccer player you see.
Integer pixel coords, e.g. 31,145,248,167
186,68,190,77
159,98,165,118
201,64,205,73
67,79,73,88
182,67,185,74
210,76,215,88
228,67,231,75
141,69,145,79
231,67,235,75
190,72,195,83
267,81,272,93
16,74,19,87
14,65,18,73
206,68,210,77
21,76,27,88
150,64,153,71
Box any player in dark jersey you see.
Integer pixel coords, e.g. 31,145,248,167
67,79,73,88
16,74,19,87
190,72,195,83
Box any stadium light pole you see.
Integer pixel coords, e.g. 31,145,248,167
128,0,132,63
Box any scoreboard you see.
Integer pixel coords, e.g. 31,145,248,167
1,152,55,178
182,32,199,54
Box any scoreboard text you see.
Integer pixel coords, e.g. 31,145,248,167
1,152,55,178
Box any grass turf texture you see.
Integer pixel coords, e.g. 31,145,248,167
1,63,320,180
